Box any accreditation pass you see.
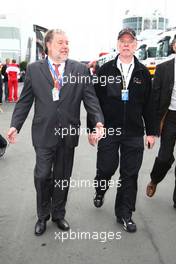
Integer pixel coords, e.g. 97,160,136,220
52,87,59,101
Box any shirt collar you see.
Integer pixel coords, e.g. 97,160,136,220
48,56,65,71
117,56,134,69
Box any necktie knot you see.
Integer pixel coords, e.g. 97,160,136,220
53,63,60,76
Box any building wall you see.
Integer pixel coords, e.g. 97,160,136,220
123,16,169,35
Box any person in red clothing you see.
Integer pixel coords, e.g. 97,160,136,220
6,59,20,102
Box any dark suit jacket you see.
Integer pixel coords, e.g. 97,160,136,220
11,58,104,148
153,58,175,133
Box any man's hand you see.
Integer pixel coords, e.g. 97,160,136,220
7,127,17,144
88,133,97,146
95,122,104,140
88,122,104,146
145,135,155,149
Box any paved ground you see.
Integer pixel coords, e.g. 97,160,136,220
0,84,176,264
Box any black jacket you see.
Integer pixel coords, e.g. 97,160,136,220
88,55,156,136
153,58,175,133
0,73,2,86
1,64,8,82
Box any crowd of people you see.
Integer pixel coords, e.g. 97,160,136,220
0,58,20,158
1,27,176,236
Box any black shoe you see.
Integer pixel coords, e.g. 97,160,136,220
34,219,47,236
53,219,70,231
173,204,176,209
117,216,137,233
93,193,104,208
0,147,6,158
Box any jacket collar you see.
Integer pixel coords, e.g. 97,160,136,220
39,57,74,86
166,58,175,88
112,54,143,73
39,57,75,104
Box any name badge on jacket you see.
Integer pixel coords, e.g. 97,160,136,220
52,87,59,101
121,89,129,101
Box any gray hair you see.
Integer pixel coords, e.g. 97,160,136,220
44,29,66,54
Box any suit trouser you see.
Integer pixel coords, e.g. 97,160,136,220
0,81,2,103
95,134,144,218
4,81,8,101
34,141,75,221
8,79,18,101
150,110,176,203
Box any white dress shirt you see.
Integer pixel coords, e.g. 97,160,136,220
169,57,176,110
117,57,134,89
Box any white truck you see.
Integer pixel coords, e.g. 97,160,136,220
156,27,176,63
0,13,47,64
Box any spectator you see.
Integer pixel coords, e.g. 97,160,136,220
6,59,20,103
1,58,10,102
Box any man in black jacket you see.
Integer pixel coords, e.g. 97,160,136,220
88,28,156,233
1,58,10,102
146,38,176,208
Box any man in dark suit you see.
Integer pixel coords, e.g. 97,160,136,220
146,38,176,208
7,29,104,236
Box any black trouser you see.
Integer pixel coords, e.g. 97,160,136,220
0,81,2,103
4,81,8,101
95,134,144,218
34,141,75,221
150,110,176,203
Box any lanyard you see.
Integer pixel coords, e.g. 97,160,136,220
47,59,64,89
120,63,132,90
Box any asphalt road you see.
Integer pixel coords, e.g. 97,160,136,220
0,85,176,264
